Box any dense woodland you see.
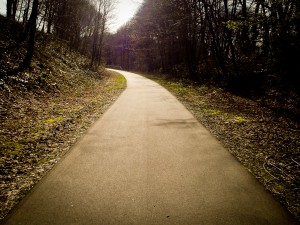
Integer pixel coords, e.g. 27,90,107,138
1,0,115,72
2,0,299,98
108,0,299,98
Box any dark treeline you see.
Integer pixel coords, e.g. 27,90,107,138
2,0,114,70
107,0,300,95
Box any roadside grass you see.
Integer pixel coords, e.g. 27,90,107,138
0,69,126,221
142,72,300,222
146,74,249,124
105,74,127,91
0,35,126,222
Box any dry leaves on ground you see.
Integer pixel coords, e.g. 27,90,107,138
148,75,300,222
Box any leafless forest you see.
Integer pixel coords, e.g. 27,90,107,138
3,0,299,98
0,0,299,222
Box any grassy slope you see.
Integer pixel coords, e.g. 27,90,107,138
0,24,126,221
142,73,300,223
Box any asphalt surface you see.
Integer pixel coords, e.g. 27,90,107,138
3,70,297,225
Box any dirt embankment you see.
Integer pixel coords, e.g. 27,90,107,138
0,33,126,221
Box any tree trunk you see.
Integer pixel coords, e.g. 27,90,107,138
20,0,39,69
6,0,12,18
90,1,102,68
12,0,18,20
241,0,250,53
22,0,31,27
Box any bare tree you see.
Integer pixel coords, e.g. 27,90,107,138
20,0,39,69
6,0,18,20
90,0,115,68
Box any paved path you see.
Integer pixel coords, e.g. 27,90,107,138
3,70,296,225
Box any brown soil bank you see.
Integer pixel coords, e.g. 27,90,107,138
0,29,126,221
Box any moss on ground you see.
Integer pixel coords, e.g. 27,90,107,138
0,32,126,221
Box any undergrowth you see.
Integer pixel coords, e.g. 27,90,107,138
0,20,126,221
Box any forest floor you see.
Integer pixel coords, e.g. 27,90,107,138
0,26,126,221
143,74,300,223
